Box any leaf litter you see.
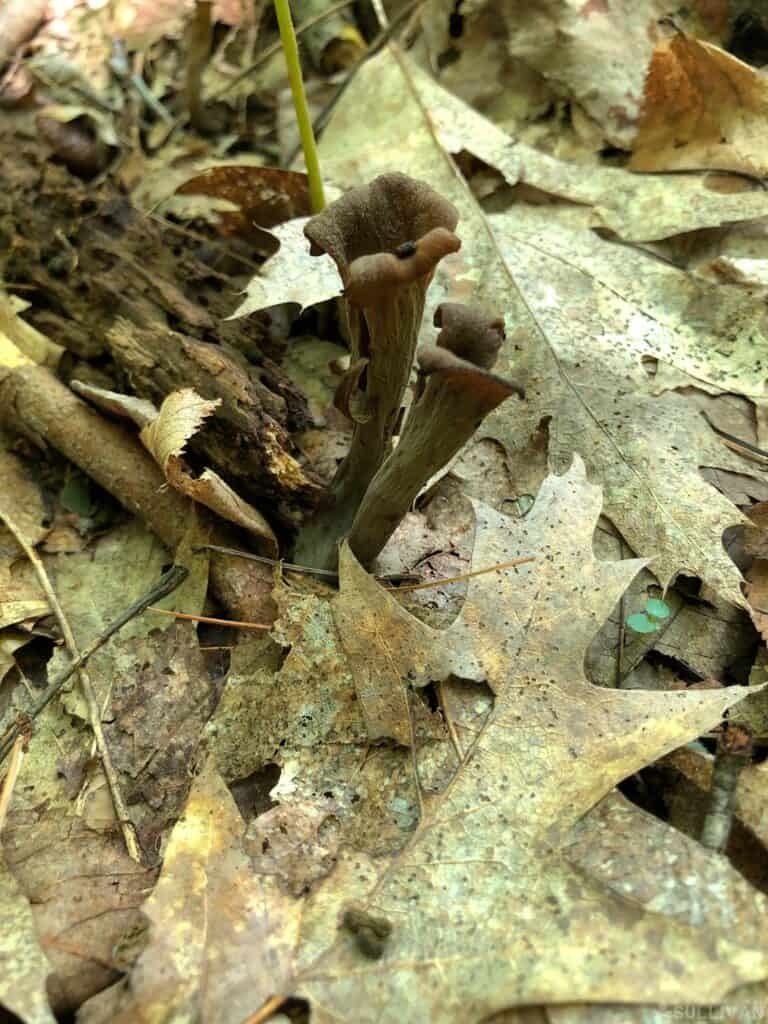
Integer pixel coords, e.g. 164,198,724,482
82,460,768,1023
3,4,768,1023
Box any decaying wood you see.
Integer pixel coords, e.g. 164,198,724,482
105,318,320,528
0,364,275,621
1,126,320,530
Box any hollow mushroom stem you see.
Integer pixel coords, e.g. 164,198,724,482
347,305,524,568
293,174,460,570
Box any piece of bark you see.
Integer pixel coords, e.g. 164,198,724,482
0,364,275,621
104,318,320,528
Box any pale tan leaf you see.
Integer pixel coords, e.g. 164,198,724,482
551,791,768,1024
139,388,221,467
0,630,31,682
96,758,301,1024
138,389,276,548
0,293,62,369
334,543,443,745
0,853,56,1024
230,218,342,319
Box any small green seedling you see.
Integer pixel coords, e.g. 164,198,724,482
626,597,671,634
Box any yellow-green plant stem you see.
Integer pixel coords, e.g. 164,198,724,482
274,0,326,212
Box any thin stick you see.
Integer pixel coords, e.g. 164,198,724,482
0,736,26,834
388,556,536,593
616,534,626,686
436,681,463,762
274,0,325,212
147,607,271,630
200,545,533,592
202,544,341,577
242,994,288,1024
370,0,389,30
0,566,188,769
0,511,143,862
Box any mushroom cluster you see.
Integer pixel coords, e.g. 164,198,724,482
294,173,525,572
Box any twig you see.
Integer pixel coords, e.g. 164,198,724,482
388,556,536,592
0,736,26,834
700,723,753,853
199,544,420,584
202,543,341,577
201,545,534,590
274,0,325,211
242,994,288,1024
147,607,271,630
185,0,214,133
404,690,425,819
370,0,389,30
701,411,768,462
436,681,463,762
0,510,144,862
615,533,626,686
0,567,188,770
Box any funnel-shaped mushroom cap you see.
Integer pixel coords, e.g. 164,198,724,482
304,173,460,303
417,345,524,407
417,344,528,407
434,302,506,370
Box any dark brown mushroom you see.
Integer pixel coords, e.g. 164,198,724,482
346,304,524,568
294,174,460,570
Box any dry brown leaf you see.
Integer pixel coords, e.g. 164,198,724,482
0,450,48,555
288,459,768,1019
4,815,156,1015
140,389,278,554
83,758,301,1024
176,165,310,239
551,790,768,1024
631,34,768,175
140,388,221,467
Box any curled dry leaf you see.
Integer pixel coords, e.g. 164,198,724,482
139,388,278,555
70,380,159,430
631,34,768,176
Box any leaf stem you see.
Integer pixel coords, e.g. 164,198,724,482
273,0,326,212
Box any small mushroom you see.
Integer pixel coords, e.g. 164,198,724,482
294,174,460,570
347,304,524,568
